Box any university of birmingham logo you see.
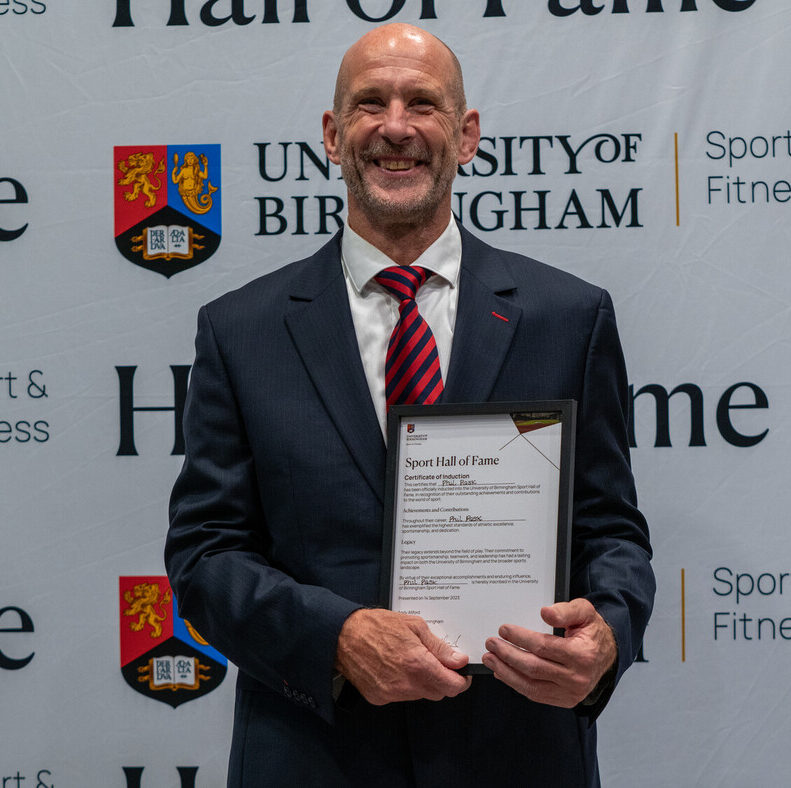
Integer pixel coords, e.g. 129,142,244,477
119,576,226,707
113,145,221,277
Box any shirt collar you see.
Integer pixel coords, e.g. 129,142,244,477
341,215,461,295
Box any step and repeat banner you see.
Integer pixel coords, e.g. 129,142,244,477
2,1,789,785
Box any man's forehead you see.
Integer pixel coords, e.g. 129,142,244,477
347,59,448,95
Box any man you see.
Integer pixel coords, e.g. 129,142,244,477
166,23,654,787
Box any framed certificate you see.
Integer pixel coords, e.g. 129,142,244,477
381,401,576,674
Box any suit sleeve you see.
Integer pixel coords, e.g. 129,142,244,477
571,289,655,718
165,306,360,724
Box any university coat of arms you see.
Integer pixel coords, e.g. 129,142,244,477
119,575,227,707
113,145,221,277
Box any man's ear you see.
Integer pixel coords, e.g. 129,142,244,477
322,111,342,165
457,109,481,166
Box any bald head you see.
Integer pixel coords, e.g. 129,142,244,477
333,24,467,118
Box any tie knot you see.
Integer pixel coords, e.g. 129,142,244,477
375,265,432,303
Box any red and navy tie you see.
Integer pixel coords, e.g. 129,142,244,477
375,265,444,408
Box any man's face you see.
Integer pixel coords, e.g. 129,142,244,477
324,28,478,229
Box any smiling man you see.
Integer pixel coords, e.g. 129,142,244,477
166,24,654,787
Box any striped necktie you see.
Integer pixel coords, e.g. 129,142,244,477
375,265,444,408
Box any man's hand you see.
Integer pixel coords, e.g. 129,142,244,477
480,598,617,708
335,608,472,705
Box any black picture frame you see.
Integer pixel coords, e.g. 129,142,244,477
381,400,576,674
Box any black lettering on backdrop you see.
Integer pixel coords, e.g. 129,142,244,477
116,365,190,456
1,370,50,444
0,606,34,670
508,190,550,229
27,369,46,398
613,0,699,10
345,0,505,17
455,133,641,177
548,0,605,17
2,371,18,398
715,382,768,447
628,381,769,448
629,383,707,447
111,0,755,25
556,190,593,229
113,0,187,25
200,0,256,26
520,136,553,175
257,142,290,182
345,0,407,22
0,420,49,443
470,191,507,231
254,142,333,182
548,0,756,14
469,138,500,177
295,142,331,180
555,133,640,174
255,195,344,235
36,771,54,788
711,0,756,9
453,187,640,232
483,0,506,14
598,188,641,227
114,0,503,26
0,178,29,242
0,1,46,14
343,0,505,22
113,0,186,25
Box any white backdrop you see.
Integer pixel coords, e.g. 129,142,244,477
2,1,790,785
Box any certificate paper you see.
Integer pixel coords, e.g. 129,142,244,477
382,402,576,672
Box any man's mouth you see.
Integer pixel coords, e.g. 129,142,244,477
374,158,420,171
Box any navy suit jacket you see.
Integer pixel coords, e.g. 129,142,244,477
166,225,654,787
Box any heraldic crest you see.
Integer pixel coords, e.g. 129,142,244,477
113,145,221,278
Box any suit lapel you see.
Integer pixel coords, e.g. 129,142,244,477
444,226,522,402
284,235,386,503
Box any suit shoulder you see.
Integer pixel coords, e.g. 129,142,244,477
503,247,601,292
202,233,343,323
460,225,607,310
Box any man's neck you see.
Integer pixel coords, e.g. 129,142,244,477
346,205,453,266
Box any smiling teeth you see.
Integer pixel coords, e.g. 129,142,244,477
380,160,413,170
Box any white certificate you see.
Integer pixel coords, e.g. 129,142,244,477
382,402,575,672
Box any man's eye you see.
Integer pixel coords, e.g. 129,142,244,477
359,99,384,111
410,99,435,112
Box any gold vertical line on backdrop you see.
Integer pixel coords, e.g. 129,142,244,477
681,567,686,662
674,133,681,226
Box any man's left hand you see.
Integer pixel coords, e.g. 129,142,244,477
480,598,617,708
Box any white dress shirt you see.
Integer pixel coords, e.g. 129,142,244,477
341,216,462,440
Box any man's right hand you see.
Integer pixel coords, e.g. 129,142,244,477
335,608,472,705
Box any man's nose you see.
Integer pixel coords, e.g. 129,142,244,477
380,101,413,144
